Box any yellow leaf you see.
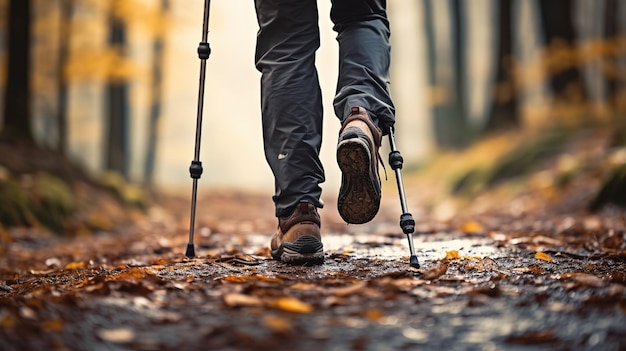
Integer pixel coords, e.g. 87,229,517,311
459,221,483,233
64,261,85,270
254,275,283,284
534,252,553,263
263,315,293,334
274,297,313,313
42,319,64,333
221,276,248,283
445,250,461,260
1,314,16,328
364,308,384,321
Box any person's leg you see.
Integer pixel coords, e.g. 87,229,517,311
254,0,325,218
331,0,395,224
330,0,395,132
254,0,325,264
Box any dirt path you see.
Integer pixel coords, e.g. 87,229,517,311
1,187,626,350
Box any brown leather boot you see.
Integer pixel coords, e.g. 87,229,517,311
270,202,324,265
337,106,383,224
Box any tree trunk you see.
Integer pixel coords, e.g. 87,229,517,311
104,13,130,179
2,0,33,142
424,0,469,150
144,0,169,187
485,0,519,131
56,0,73,156
538,0,587,101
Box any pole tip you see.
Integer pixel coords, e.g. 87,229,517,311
409,255,420,268
185,243,196,258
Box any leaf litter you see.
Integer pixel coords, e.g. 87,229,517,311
1,189,626,350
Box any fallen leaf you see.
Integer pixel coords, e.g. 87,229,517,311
98,328,135,343
559,272,605,288
273,297,313,313
221,276,248,283
445,250,461,260
506,329,558,345
263,315,293,334
330,281,367,297
0,313,16,328
107,267,146,281
422,263,448,280
290,283,320,291
363,308,384,321
223,293,263,308
534,252,553,263
459,221,483,233
608,271,626,285
253,275,284,284
64,261,85,270
42,319,64,332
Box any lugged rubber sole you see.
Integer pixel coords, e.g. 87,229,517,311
337,137,380,224
271,235,324,265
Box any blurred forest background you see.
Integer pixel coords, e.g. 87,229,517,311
0,0,625,234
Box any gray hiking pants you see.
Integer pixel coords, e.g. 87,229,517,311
254,0,395,217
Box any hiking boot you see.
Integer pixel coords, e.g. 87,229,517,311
337,106,383,224
270,202,324,265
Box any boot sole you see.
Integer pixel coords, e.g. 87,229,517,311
271,235,324,265
337,138,380,224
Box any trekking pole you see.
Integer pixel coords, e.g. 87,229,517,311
186,0,212,258
387,127,420,268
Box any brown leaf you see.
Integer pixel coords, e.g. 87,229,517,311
97,328,135,343
363,308,384,321
263,315,293,335
223,293,263,308
422,263,448,280
107,267,146,281
221,276,248,284
534,252,553,263
41,319,64,333
608,271,626,285
272,297,313,313
330,281,367,297
559,272,605,288
506,329,558,345
64,261,85,270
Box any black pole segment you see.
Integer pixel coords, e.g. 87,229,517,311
186,0,212,258
388,127,420,268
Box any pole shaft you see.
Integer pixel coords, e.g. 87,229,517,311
186,0,212,257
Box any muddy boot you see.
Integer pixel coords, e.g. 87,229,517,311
271,202,324,265
337,106,383,224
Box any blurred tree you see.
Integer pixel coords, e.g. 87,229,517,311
104,2,130,179
485,0,519,131
603,0,624,114
56,0,73,156
144,0,169,187
2,0,33,142
538,0,587,102
423,0,469,150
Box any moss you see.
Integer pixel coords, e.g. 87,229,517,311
0,177,30,226
450,130,570,196
97,171,150,210
28,172,76,231
589,163,626,211
485,130,568,187
0,172,76,231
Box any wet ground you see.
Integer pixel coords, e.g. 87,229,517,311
1,188,626,351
